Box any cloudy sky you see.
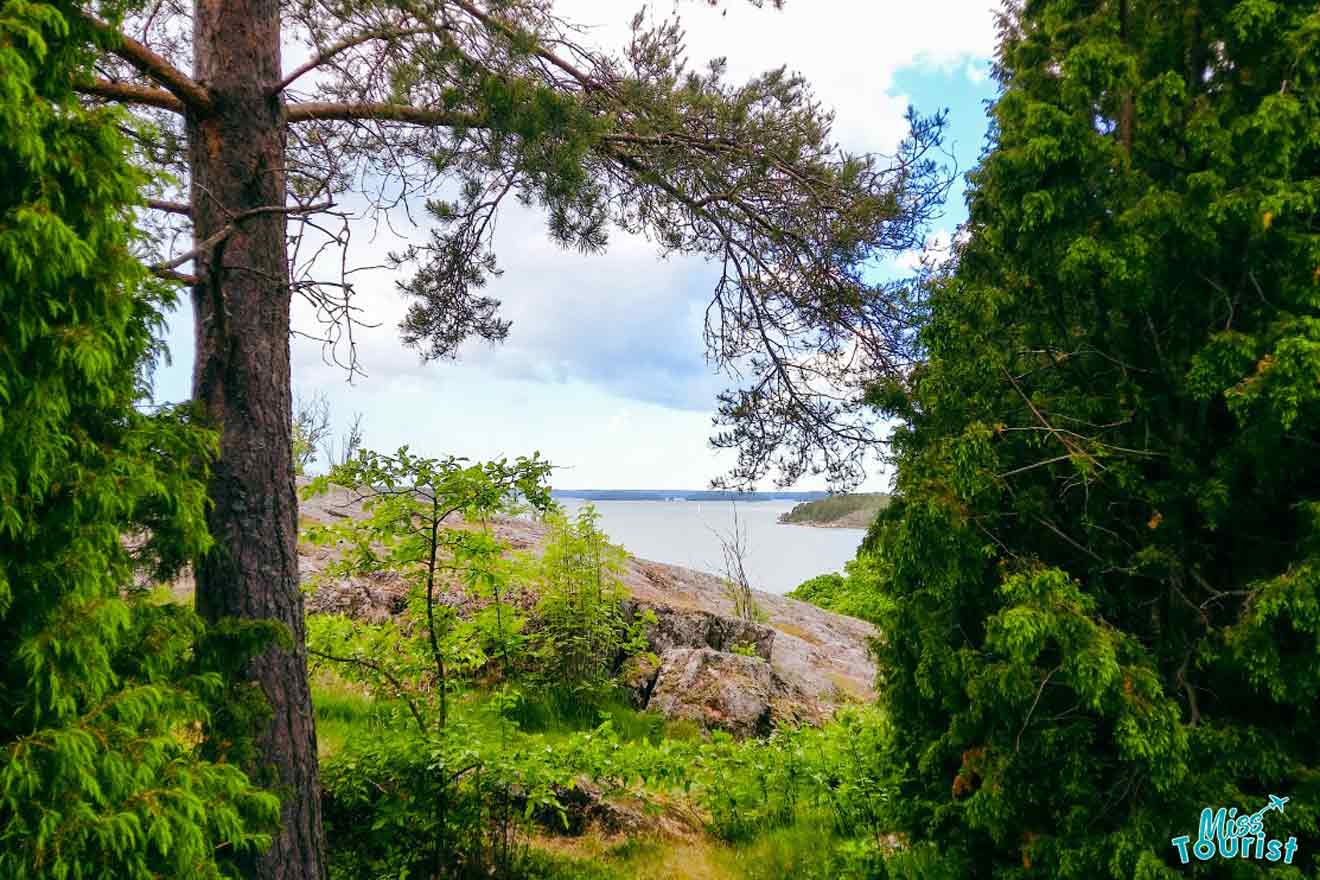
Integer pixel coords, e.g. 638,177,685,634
150,0,1001,491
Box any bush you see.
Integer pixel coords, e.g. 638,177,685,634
867,0,1320,873
787,554,889,625
695,709,896,845
533,507,650,710
321,717,571,880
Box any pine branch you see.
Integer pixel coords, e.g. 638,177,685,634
448,0,606,94
77,10,212,113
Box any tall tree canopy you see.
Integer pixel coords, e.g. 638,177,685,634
867,0,1320,875
0,3,278,875
73,0,949,874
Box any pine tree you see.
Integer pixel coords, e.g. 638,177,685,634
0,4,278,876
869,0,1320,875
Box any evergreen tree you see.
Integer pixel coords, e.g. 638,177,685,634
0,4,277,875
869,0,1320,875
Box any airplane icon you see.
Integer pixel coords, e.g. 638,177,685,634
1249,795,1289,822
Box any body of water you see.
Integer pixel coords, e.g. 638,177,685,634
558,499,864,595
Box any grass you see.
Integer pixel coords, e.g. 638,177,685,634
661,717,706,742
528,811,858,880
531,835,739,880
501,685,672,744
309,675,876,880
313,674,685,757
712,816,855,880
311,671,400,758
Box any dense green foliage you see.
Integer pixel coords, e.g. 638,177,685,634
779,494,891,527
0,4,277,875
300,452,909,878
305,454,669,876
303,449,555,725
303,450,557,877
787,555,889,626
533,507,649,708
863,0,1320,875
315,668,901,880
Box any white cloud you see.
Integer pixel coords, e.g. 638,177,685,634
892,227,954,273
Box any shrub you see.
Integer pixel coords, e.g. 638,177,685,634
533,507,650,710
787,554,889,625
868,0,1320,873
320,719,568,880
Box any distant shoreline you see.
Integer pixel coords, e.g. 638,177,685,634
780,519,869,531
551,489,828,503
778,494,890,529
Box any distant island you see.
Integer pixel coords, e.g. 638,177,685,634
551,489,829,502
779,493,890,529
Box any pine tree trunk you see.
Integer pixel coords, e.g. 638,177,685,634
188,1,326,876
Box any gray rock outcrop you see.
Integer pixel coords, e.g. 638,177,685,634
622,600,776,661
646,648,777,738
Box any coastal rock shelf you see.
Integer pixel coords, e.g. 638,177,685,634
298,482,879,731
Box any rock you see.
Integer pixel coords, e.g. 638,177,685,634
710,614,776,659
548,779,601,836
304,569,407,623
647,648,775,738
618,559,877,710
625,601,776,661
528,779,693,840
766,672,828,728
617,652,661,709
588,797,651,836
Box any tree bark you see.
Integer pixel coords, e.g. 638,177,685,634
188,0,326,877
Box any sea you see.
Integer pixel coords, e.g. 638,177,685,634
554,491,865,595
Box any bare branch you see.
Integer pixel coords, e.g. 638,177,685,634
145,198,191,216
152,267,199,285
77,10,212,113
272,27,440,96
77,78,184,113
153,225,233,273
307,647,429,734
285,101,483,128
151,201,334,274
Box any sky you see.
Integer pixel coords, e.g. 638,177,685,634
150,0,1001,491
